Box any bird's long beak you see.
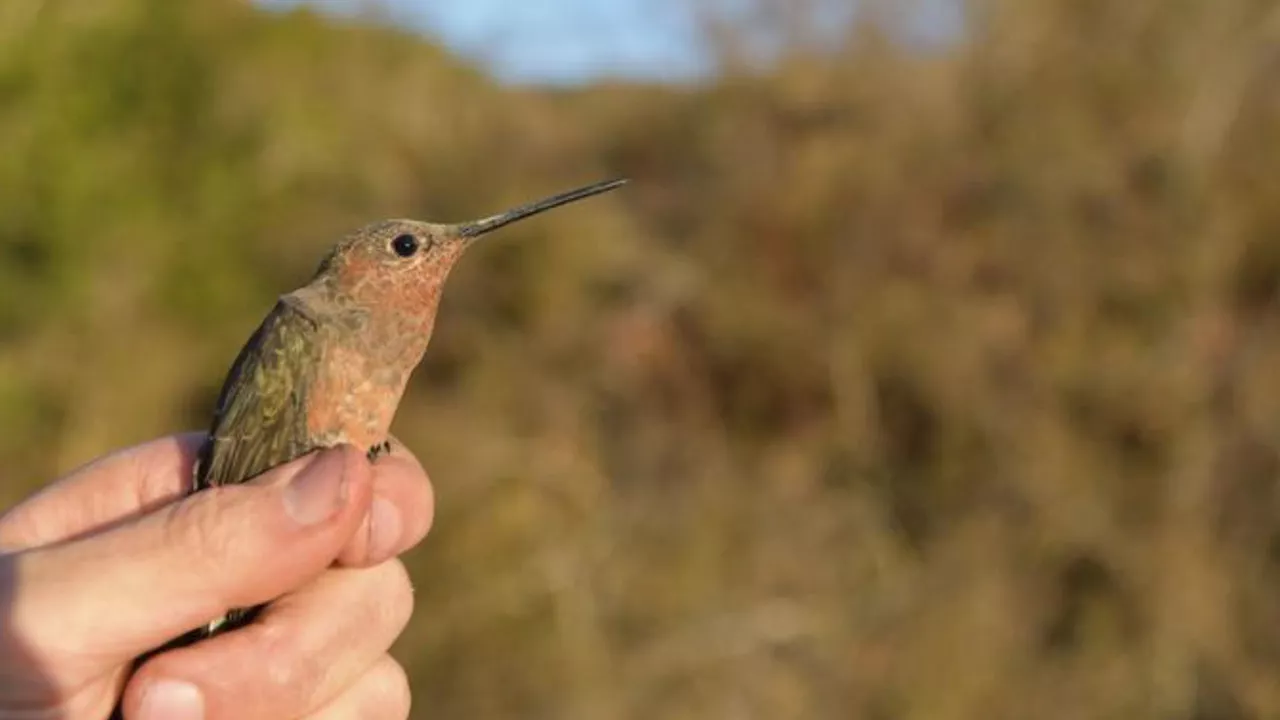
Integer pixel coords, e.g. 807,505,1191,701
452,178,628,239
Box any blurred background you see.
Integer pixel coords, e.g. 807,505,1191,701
2,0,1280,717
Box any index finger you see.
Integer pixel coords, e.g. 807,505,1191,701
0,432,204,551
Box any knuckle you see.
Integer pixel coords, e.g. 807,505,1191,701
162,491,226,558
258,622,325,700
373,559,415,635
362,657,411,719
159,487,251,592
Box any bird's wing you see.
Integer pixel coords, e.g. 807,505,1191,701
194,297,323,490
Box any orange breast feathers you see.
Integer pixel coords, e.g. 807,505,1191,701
305,341,413,451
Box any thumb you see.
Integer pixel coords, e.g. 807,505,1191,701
9,445,373,662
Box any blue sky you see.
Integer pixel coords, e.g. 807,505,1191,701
258,0,962,85
259,0,711,84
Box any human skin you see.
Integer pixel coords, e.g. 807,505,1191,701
0,432,435,719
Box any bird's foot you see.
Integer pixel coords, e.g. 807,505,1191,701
367,440,392,462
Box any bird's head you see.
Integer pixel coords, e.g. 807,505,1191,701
310,178,627,322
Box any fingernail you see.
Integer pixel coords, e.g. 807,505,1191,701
368,496,403,561
284,449,349,526
139,679,204,720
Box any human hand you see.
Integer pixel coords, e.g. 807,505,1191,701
0,432,434,719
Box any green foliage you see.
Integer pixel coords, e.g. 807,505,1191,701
4,0,1280,717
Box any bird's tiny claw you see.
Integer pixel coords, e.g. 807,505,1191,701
367,439,393,462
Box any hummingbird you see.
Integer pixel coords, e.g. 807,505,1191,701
106,180,625,720
188,177,627,639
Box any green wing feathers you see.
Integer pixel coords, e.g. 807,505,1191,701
194,299,321,490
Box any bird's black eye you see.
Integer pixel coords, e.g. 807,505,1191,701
391,234,419,258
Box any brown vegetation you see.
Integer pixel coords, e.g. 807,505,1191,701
3,0,1280,717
